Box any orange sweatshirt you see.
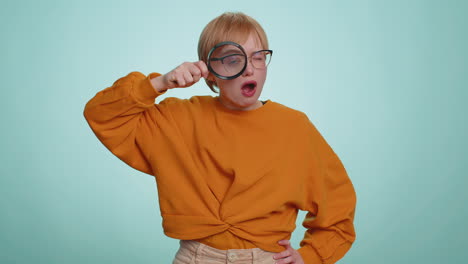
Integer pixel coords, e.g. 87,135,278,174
83,71,357,264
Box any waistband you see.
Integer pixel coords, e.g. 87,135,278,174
179,240,275,262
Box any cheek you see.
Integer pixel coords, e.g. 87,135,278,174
219,78,242,88
217,80,238,95
258,70,267,85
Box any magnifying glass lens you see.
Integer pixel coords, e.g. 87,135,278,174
207,42,247,80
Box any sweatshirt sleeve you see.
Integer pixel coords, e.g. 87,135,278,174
297,118,357,264
83,71,169,176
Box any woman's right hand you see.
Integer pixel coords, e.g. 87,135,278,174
151,61,209,92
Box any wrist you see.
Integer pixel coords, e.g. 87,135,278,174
149,73,169,93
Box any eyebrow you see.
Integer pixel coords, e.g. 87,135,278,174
217,48,242,57
249,50,269,56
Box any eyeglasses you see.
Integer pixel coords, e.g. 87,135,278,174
207,41,273,80
211,49,273,70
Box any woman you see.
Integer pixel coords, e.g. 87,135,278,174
84,12,357,264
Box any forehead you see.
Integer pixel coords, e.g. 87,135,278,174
212,40,263,59
214,29,263,49
240,32,262,51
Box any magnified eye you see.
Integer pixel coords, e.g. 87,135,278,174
223,54,243,65
207,41,249,79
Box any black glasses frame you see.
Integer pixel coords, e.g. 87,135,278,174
249,49,273,69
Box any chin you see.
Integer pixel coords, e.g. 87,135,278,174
242,97,262,109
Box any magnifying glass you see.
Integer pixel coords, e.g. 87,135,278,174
207,41,247,80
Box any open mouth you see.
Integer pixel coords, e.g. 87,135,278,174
243,82,256,89
241,81,257,96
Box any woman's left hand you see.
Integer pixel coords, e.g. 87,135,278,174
272,240,305,264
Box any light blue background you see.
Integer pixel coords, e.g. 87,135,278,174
1,0,467,263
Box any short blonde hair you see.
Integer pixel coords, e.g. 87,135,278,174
198,12,269,93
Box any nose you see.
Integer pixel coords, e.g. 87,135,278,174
242,57,254,77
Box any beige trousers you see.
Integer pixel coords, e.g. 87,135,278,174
172,240,277,264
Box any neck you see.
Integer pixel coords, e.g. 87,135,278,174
217,97,263,111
